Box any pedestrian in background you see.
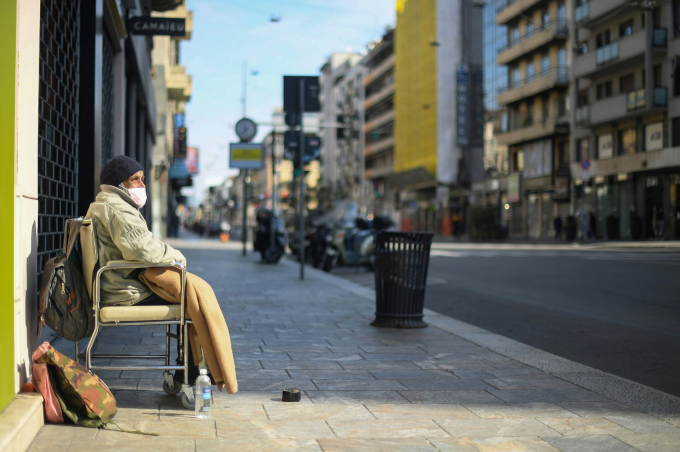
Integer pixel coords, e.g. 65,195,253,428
553,216,563,240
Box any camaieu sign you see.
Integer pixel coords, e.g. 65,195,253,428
127,17,186,37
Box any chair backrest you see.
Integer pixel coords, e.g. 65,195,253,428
80,218,98,301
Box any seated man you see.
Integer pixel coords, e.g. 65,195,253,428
86,155,197,382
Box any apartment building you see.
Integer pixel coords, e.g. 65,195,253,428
334,61,368,208
319,53,363,201
151,3,193,238
571,0,680,240
495,0,572,239
363,28,397,219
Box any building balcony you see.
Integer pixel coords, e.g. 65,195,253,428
363,54,395,87
574,29,666,79
365,165,394,180
365,110,394,133
498,67,568,106
365,136,394,157
364,83,394,110
496,117,569,145
167,64,192,101
496,0,546,25
497,20,568,66
576,0,627,25
575,88,668,127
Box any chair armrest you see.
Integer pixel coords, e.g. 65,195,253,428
103,260,185,270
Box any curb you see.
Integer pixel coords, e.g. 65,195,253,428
286,258,680,421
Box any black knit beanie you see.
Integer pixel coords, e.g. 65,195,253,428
100,155,144,186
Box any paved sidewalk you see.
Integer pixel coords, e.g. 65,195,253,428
29,236,680,451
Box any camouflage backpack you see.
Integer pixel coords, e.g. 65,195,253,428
34,342,117,428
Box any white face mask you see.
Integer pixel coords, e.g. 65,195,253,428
128,187,147,208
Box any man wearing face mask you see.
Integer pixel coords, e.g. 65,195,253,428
86,155,187,307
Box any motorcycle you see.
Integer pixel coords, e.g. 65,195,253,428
253,209,286,264
322,215,394,273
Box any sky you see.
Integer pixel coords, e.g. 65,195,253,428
181,0,396,205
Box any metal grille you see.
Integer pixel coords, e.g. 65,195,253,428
37,0,80,285
102,34,115,163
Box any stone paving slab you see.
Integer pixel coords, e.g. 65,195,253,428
29,238,680,451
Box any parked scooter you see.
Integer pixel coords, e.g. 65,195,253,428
322,215,394,273
253,209,286,264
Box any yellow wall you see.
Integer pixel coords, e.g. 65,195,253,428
395,0,438,177
0,0,16,412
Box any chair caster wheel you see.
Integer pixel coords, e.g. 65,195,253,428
182,393,195,409
163,380,182,395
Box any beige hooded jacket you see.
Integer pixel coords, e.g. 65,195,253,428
85,185,186,306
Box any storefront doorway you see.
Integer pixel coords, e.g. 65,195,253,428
645,176,664,239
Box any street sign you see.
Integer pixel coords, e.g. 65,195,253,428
283,76,320,114
582,170,591,182
581,159,590,170
229,143,264,169
127,17,187,36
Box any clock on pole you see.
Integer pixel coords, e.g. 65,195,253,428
235,118,257,142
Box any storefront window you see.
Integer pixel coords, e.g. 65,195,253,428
541,192,554,238
619,128,637,155
527,193,540,239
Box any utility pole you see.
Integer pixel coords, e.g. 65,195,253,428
298,78,306,280
242,169,248,256
242,60,247,117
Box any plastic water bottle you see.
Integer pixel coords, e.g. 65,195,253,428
195,369,211,418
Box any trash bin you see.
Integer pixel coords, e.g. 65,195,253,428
371,231,433,328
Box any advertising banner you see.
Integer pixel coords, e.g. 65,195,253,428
645,122,663,151
598,133,613,159
186,147,199,174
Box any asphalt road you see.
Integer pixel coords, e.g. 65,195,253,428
330,246,680,398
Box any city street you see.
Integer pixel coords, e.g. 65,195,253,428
332,244,680,398
29,237,680,451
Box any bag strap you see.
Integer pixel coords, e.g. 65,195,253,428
64,219,83,258
106,421,160,437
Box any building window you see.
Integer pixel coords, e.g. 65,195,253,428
619,128,637,155
511,26,520,45
512,66,521,87
577,138,589,162
596,81,613,99
557,141,568,166
653,64,662,88
541,53,549,75
558,92,568,116
558,1,566,21
619,20,634,37
527,62,535,81
674,0,680,37
542,9,549,27
526,21,534,36
577,89,588,107
514,150,525,172
542,94,550,120
524,99,534,126
620,74,634,93
672,117,680,146
596,30,611,48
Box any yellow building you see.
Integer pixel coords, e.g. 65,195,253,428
395,0,484,231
